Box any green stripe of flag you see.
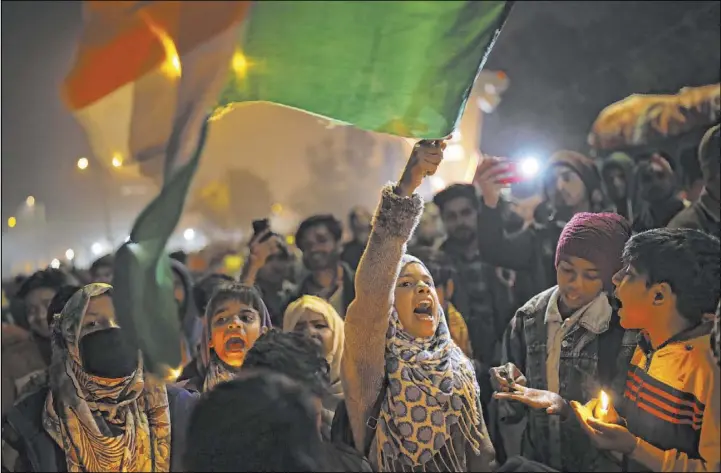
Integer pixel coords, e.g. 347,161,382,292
218,1,513,138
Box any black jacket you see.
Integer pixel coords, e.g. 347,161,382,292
667,190,720,239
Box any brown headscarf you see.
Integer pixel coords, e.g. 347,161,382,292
43,283,171,472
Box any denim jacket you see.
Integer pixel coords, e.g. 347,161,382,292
499,287,638,472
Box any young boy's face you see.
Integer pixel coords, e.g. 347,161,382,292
556,256,603,312
612,264,664,330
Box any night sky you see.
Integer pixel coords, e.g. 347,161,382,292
1,1,719,275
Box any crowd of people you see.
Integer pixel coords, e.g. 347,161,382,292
1,124,719,472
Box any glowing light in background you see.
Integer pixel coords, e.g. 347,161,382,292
50,258,61,269
143,14,182,79
7,217,17,228
111,153,123,168
232,49,248,77
183,228,195,241
91,242,104,256
429,175,447,193
26,196,35,207
65,249,75,261
519,156,540,178
271,203,283,215
77,157,89,170
444,143,465,162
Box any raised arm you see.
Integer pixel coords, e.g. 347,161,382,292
342,140,443,450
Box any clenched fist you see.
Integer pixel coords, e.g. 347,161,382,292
396,140,446,197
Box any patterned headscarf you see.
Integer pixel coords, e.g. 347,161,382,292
283,295,345,407
202,283,273,392
43,283,171,472
376,256,484,471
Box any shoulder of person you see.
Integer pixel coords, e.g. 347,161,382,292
517,286,557,320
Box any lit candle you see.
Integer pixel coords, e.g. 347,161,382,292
599,390,609,415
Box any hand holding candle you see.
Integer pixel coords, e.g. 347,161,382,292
592,390,620,424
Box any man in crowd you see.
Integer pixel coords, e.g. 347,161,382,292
669,124,720,238
89,254,114,284
632,151,688,232
474,150,608,297
1,269,76,414
292,214,355,318
340,206,372,271
241,230,297,326
601,151,636,222
432,183,518,415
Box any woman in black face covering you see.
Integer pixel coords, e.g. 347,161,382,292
2,283,197,472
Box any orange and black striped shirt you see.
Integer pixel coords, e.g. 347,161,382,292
621,329,720,472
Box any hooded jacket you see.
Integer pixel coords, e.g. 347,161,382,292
602,152,636,222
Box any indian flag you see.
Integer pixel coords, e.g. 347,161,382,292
64,0,513,375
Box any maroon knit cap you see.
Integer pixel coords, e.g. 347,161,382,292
555,212,632,292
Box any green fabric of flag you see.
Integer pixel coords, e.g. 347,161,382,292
113,119,210,378
218,1,513,138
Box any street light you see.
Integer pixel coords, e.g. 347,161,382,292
183,228,195,241
65,249,75,261
7,216,17,228
91,242,104,256
77,157,89,170
50,258,61,269
111,153,123,168
26,196,35,207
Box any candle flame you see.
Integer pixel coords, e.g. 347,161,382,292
600,390,610,412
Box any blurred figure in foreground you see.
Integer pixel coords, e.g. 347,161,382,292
184,371,329,472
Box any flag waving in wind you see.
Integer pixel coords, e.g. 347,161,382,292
64,0,513,375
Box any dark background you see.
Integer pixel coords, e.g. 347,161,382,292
2,1,719,273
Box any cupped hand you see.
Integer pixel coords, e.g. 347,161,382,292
493,385,570,418
570,400,637,455
489,362,527,392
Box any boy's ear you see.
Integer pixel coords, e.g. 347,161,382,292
651,282,673,306
446,279,455,301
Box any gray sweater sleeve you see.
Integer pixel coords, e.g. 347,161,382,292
341,183,423,451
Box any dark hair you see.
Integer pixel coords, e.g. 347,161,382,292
432,184,477,212
46,285,82,328
184,370,329,472
244,330,330,398
410,248,455,287
169,250,187,265
192,273,235,315
17,269,75,300
699,124,720,183
623,228,720,323
205,283,272,328
89,255,114,275
348,206,371,227
295,215,343,251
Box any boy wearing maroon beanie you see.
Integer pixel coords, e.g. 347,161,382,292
489,212,636,472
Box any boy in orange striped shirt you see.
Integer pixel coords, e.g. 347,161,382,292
572,228,720,472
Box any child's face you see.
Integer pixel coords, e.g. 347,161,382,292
556,256,604,312
612,264,664,330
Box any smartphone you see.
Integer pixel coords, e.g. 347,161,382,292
494,161,526,186
251,219,272,242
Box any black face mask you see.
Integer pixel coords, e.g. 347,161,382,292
79,328,139,379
